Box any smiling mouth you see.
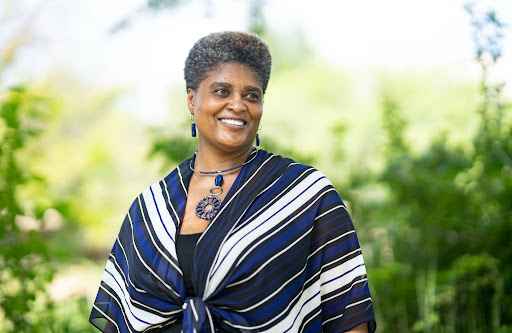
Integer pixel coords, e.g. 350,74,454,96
218,118,247,128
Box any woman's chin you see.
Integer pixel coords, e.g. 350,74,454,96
215,136,253,152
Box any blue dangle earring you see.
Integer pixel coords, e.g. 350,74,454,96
191,115,197,137
256,133,260,146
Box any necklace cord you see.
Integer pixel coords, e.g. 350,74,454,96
189,147,258,176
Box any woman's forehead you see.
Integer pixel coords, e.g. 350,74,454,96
201,62,262,87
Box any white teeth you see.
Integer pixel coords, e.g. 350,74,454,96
220,118,245,127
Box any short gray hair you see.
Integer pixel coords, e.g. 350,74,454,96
184,31,272,93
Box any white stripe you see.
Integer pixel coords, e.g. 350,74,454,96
321,254,364,285
347,296,372,309
108,254,180,316
127,212,180,298
231,167,314,235
210,165,313,280
322,297,372,325
308,230,356,259
205,306,215,332
282,293,320,333
208,161,303,277
299,308,321,333
302,237,359,291
208,173,331,292
177,165,188,196
223,278,321,331
210,170,323,278
320,247,362,275
161,180,180,225
256,174,281,197
147,183,178,256
246,163,302,209
321,255,367,295
99,283,147,332
224,188,335,314
295,232,359,298
224,249,365,331
226,235,363,330
322,278,368,304
137,195,182,274
226,227,313,288
235,188,334,272
152,182,178,241
116,237,148,294
104,260,169,324
202,154,276,245
314,204,348,221
203,154,277,296
190,299,199,322
92,304,121,333
234,240,313,313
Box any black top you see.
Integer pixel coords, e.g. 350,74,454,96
176,232,202,297
159,232,202,333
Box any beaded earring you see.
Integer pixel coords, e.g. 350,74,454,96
191,123,197,137
190,114,197,137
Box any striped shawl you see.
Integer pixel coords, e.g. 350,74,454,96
90,149,376,332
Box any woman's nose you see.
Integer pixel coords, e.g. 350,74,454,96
226,94,247,113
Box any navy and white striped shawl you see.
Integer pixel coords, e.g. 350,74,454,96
90,149,376,332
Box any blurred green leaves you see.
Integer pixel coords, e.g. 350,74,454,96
344,4,512,331
0,86,56,332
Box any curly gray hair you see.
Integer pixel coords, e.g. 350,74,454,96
184,31,272,93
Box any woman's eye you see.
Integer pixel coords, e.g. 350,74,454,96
246,92,261,101
214,88,229,97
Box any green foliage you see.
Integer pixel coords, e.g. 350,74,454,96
0,86,99,332
0,86,55,331
345,4,512,331
366,92,510,331
451,254,502,332
47,297,97,333
148,128,195,171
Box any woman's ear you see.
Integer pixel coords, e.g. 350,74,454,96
186,88,195,114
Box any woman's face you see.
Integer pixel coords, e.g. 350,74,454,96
187,62,263,154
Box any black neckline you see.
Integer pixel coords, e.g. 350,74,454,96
178,232,202,238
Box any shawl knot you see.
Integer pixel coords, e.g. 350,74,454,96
182,297,212,333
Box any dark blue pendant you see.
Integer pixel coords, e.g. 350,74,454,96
191,123,197,137
215,174,223,187
195,195,222,221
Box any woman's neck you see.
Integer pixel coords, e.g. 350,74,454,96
194,142,254,172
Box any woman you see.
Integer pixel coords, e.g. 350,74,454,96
90,31,376,333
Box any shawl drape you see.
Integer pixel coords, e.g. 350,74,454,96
90,149,376,332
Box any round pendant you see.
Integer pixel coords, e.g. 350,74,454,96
195,195,222,221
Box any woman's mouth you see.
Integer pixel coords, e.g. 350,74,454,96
218,117,247,128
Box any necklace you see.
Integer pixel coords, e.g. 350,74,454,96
190,147,258,222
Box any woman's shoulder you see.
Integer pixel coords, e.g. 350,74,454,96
261,151,350,222
261,150,345,198
264,150,332,181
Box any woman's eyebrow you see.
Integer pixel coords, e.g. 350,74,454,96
209,81,232,89
244,85,262,94
209,82,261,94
